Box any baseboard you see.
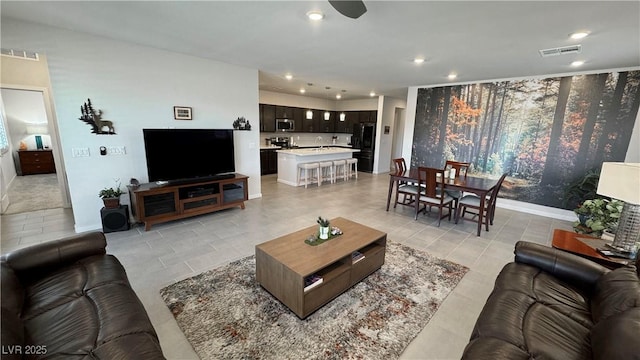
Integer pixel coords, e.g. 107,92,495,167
496,198,577,222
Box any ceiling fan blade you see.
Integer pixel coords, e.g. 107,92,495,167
329,0,367,19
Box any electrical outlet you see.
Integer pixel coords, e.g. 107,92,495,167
72,147,90,157
108,146,126,155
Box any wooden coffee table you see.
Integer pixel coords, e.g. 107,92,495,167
255,217,387,318
551,229,631,268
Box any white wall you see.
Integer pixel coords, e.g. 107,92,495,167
2,18,261,232
373,96,406,174
259,90,378,112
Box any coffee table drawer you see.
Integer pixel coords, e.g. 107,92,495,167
352,246,385,285
304,270,350,314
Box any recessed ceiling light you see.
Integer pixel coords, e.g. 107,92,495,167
413,57,425,64
369,91,376,97
570,31,590,40
307,10,324,21
571,60,585,67
336,94,342,99
448,73,457,80
285,74,293,80
300,88,306,94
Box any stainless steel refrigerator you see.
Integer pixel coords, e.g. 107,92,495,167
352,123,375,172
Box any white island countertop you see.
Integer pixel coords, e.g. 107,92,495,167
277,147,359,156
276,147,360,186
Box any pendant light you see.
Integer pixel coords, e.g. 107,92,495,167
324,111,330,121
306,110,313,119
340,112,346,122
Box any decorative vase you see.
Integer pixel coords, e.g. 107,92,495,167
103,197,120,209
319,226,329,240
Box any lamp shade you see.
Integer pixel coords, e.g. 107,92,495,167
306,110,313,120
26,123,48,135
339,112,346,121
597,162,640,204
324,111,330,121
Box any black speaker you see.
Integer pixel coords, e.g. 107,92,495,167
101,205,130,233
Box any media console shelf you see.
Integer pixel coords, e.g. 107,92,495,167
128,173,248,230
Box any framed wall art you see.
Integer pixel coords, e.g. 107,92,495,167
174,106,192,120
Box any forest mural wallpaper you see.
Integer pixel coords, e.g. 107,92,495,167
412,70,640,210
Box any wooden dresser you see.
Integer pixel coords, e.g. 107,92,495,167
18,150,56,175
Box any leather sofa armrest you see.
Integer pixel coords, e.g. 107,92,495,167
514,241,609,294
1,232,107,279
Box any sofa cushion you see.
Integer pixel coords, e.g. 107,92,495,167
591,307,640,360
20,254,161,358
466,262,593,360
591,266,640,322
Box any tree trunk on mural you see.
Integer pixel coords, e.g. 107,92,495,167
489,83,508,160
612,76,640,160
540,76,572,185
574,73,608,172
594,72,629,165
436,87,451,161
481,84,499,171
473,84,493,167
470,84,484,164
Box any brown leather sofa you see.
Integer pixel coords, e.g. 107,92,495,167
463,241,640,359
1,232,165,359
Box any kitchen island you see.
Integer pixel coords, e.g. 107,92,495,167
277,147,360,186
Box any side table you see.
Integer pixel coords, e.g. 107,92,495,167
551,229,632,268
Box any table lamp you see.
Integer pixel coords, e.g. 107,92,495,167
596,162,640,252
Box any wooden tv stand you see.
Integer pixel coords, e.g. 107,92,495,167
128,174,248,231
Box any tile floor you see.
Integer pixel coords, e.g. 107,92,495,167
1,172,574,359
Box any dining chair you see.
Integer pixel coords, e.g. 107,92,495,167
444,160,471,218
455,172,507,231
392,158,418,208
415,166,454,226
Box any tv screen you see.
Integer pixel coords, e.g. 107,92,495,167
143,129,235,183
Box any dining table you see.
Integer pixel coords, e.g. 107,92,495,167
386,169,499,236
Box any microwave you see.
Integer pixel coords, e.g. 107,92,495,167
276,119,295,132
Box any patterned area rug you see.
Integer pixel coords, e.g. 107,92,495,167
160,242,468,359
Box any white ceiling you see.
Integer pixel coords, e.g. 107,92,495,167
2,1,639,101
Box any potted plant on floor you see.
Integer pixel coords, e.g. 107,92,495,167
317,216,330,240
99,182,125,209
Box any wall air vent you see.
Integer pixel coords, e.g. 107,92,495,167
539,45,582,57
1,48,39,61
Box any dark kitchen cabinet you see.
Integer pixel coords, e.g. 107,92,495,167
275,106,293,119
359,110,377,123
260,149,278,175
261,104,276,132
301,109,315,132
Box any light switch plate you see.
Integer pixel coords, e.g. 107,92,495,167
72,147,90,157
108,146,126,155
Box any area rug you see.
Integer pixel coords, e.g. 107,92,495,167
160,241,468,359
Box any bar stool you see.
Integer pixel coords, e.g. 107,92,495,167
346,158,358,180
333,159,348,182
319,161,334,185
297,162,320,188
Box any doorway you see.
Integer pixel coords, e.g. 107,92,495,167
390,107,406,167
1,87,69,214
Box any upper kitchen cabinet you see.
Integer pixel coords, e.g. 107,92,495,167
359,110,377,123
260,104,276,132
275,106,293,120
301,108,315,132
334,112,350,133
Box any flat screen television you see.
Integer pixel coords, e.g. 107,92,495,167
143,128,235,184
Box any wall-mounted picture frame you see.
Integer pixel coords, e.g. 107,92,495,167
174,106,192,120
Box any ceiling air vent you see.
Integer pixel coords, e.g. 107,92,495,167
539,44,582,57
1,48,39,61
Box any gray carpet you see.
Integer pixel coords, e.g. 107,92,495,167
161,241,469,359
3,174,64,214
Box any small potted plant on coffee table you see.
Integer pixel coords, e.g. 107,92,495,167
317,216,330,240
99,182,125,209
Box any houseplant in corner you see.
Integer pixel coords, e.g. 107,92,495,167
317,216,330,240
99,181,125,209
573,198,623,237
